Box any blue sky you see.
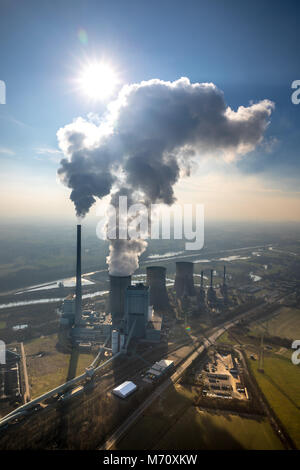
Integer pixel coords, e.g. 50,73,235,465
0,0,300,221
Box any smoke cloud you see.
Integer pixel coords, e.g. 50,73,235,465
57,77,274,274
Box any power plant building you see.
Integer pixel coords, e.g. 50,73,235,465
125,284,149,338
109,275,131,327
146,266,169,310
59,296,75,325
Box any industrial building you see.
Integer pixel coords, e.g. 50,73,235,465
60,225,165,353
146,266,169,310
0,349,21,402
59,295,75,326
125,283,150,338
109,275,131,328
112,381,137,399
207,269,217,305
144,359,174,382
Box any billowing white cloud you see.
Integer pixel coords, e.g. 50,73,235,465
57,77,274,274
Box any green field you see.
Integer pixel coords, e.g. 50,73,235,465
157,407,282,450
116,384,283,450
25,334,95,398
0,321,6,329
250,307,300,340
249,353,300,448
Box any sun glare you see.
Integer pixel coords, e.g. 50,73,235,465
78,62,118,100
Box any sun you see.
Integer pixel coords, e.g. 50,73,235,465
78,62,119,100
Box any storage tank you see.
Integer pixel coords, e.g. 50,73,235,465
146,266,169,310
111,329,119,355
174,261,195,298
120,334,125,350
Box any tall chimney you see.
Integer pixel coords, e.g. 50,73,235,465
223,265,226,284
146,266,169,310
75,224,82,325
210,269,213,288
200,270,204,288
175,261,195,298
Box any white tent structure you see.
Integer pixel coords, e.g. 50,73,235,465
112,381,137,399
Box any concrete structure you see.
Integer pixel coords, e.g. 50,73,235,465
146,266,169,310
111,329,119,355
125,284,149,339
207,269,217,305
145,314,162,342
109,275,131,327
197,270,206,306
174,261,195,298
75,224,82,326
59,296,75,325
112,381,137,399
120,334,125,350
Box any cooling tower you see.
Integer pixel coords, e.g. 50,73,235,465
109,275,131,326
146,266,169,310
174,261,195,298
75,224,82,326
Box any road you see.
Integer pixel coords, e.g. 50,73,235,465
20,342,30,404
100,309,257,450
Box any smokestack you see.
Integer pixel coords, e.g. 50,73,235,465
75,224,82,325
175,262,195,298
201,270,204,288
223,265,226,284
210,269,213,288
109,275,131,327
146,266,169,310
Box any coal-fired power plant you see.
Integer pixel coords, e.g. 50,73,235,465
146,266,169,310
75,224,82,326
174,261,195,298
109,275,132,327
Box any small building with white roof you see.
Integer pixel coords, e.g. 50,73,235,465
112,381,137,399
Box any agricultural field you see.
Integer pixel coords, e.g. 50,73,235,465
249,353,300,449
24,334,95,398
250,307,300,340
116,383,283,450
217,311,300,448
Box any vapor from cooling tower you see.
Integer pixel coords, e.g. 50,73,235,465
57,77,274,276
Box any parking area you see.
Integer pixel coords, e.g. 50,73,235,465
201,350,248,400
